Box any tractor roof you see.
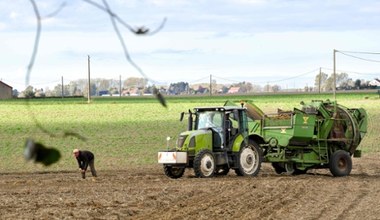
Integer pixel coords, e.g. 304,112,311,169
194,106,245,112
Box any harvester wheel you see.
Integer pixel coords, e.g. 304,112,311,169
215,165,230,176
163,165,185,179
272,163,306,175
284,163,295,175
193,149,216,178
235,141,262,176
329,150,352,177
272,162,285,174
293,168,307,175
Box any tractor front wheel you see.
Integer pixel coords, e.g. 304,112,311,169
164,165,185,179
329,150,352,177
193,149,216,178
235,141,262,176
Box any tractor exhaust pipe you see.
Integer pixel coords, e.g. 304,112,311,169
188,110,193,131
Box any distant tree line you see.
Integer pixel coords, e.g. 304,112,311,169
314,72,378,92
14,73,379,98
16,77,151,98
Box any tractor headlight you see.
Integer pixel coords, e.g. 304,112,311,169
176,135,188,148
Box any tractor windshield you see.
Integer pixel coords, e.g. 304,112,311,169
197,111,223,130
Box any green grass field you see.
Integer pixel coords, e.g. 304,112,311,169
1,92,379,173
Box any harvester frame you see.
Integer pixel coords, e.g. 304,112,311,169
247,99,367,176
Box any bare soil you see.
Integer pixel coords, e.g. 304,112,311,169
1,154,380,220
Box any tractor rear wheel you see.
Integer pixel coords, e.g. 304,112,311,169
329,150,352,177
235,141,262,176
193,149,216,178
164,165,185,179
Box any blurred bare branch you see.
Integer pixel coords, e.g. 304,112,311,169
27,0,87,140
42,1,67,18
25,0,167,149
27,0,41,86
101,0,167,107
83,0,167,36
101,0,148,80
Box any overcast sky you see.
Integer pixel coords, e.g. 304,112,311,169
1,0,380,91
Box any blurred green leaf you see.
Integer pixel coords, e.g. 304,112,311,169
24,139,61,166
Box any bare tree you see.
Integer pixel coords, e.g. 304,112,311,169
124,77,147,89
314,72,328,91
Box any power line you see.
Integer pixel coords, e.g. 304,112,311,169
188,76,210,83
191,68,320,85
1,79,59,86
338,50,380,55
321,67,380,76
262,68,319,84
338,51,380,63
212,75,241,83
31,80,61,86
185,68,320,86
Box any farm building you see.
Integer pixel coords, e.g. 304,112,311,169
369,78,380,88
227,87,242,94
122,88,140,96
0,81,12,99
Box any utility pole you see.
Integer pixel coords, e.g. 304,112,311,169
333,49,337,100
319,67,322,94
119,75,122,97
87,55,91,103
209,74,212,96
61,76,64,98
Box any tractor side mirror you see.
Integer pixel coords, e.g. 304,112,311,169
225,120,232,131
233,110,239,121
180,112,185,121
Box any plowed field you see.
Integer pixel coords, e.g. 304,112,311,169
1,153,380,220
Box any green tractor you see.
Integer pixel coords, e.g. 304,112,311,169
158,105,263,178
246,99,368,177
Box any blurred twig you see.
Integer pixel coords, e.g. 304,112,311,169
25,0,167,145
27,0,86,140
42,1,67,18
101,0,167,107
83,0,167,36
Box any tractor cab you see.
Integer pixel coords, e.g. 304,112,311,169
191,106,249,151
